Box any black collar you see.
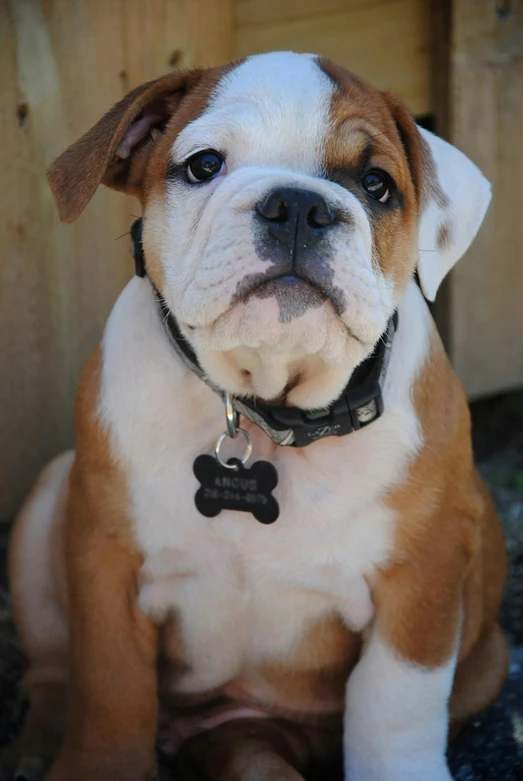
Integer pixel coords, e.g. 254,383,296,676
130,218,397,447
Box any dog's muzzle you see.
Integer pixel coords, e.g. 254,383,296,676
235,187,347,317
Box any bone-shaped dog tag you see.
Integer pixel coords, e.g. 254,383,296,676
193,455,279,524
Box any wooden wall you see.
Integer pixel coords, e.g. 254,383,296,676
449,0,523,398
1,0,522,521
236,0,431,115
0,0,234,521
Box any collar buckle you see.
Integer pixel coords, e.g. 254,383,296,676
245,378,384,448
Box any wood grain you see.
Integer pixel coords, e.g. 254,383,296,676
428,0,452,348
0,0,234,521
237,0,362,27
449,0,523,398
236,0,432,116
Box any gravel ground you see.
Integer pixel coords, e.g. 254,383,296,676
1,391,522,777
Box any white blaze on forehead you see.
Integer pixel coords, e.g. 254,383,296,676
172,52,335,172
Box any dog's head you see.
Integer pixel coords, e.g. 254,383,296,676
49,52,490,408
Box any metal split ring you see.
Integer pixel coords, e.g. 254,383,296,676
214,428,253,470
225,392,239,438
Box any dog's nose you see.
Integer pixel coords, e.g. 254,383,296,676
255,187,337,248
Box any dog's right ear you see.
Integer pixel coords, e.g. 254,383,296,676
382,92,491,302
47,70,202,222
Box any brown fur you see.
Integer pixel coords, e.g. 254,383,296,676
437,222,452,250
321,60,421,289
45,351,159,780
374,321,507,686
140,65,234,292
176,719,314,781
257,615,361,720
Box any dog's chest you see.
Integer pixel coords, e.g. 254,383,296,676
131,424,397,693
100,280,425,694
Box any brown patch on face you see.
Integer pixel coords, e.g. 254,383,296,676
141,63,237,292
437,221,452,251
142,64,236,200
48,61,241,299
319,59,421,292
258,614,361,718
373,324,506,672
47,63,239,226
48,71,198,222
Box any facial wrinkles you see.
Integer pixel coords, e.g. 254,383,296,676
149,55,403,402
161,169,271,315
163,166,359,328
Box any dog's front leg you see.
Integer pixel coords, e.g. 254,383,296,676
343,553,467,781
46,472,159,781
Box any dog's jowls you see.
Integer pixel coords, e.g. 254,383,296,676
3,52,507,781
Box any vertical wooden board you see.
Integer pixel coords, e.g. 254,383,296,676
237,0,360,27
235,0,432,116
449,0,523,398
427,0,452,348
0,0,78,523
0,0,234,521
184,0,235,66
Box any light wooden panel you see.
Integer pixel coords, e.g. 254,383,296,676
0,0,234,521
449,0,523,398
236,0,432,116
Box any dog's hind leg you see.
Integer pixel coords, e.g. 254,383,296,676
449,622,509,739
175,719,314,781
0,452,73,781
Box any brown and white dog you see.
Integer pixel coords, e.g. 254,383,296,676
3,52,508,781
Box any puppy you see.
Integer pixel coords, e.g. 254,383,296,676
3,52,507,781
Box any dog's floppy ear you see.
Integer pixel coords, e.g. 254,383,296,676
416,127,491,301
383,94,491,301
47,70,201,223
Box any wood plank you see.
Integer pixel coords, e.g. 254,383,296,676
428,0,452,348
237,0,364,27
0,0,234,522
449,0,523,398
236,0,432,116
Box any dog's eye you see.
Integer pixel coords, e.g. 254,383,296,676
361,171,392,203
186,150,225,183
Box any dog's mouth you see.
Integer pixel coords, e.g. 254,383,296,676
248,274,326,301
222,272,365,347
232,272,339,323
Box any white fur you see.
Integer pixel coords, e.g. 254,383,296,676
143,53,396,408
344,630,457,781
10,452,71,677
99,277,431,699
417,127,492,301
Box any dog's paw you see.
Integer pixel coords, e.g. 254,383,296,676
0,749,48,781
345,756,454,781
